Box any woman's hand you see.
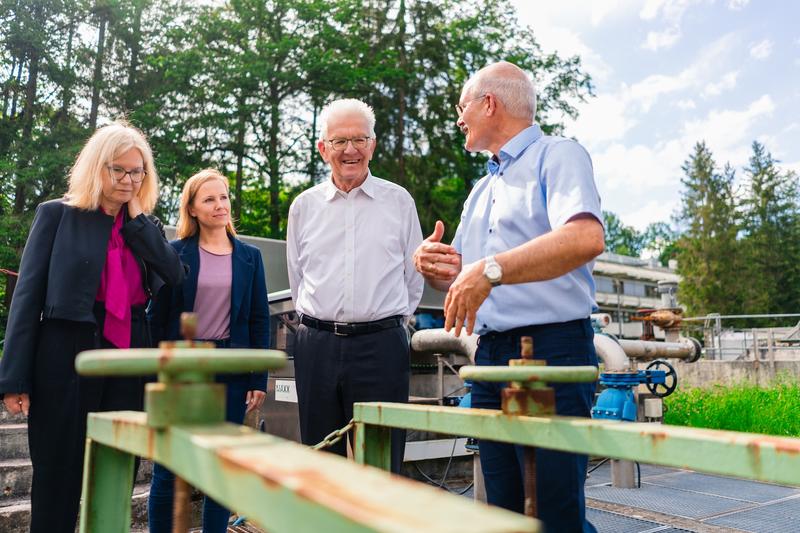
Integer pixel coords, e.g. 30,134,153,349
245,390,266,413
127,196,143,219
3,393,30,416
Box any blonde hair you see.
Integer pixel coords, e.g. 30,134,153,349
64,120,159,212
175,169,237,239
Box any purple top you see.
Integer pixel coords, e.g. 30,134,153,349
194,247,232,340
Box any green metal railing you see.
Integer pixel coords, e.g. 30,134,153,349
75,342,540,532
354,363,800,512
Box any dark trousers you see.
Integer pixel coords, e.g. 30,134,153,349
293,323,409,473
28,310,145,533
148,373,249,533
472,318,598,533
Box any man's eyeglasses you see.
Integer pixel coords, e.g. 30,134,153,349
455,94,487,117
107,165,146,183
325,137,372,151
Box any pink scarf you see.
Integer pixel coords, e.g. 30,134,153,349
95,211,147,348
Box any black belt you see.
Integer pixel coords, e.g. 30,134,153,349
300,314,403,336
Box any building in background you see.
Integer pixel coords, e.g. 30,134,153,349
593,252,680,339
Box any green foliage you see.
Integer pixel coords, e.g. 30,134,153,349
664,379,800,437
603,211,643,257
602,210,680,265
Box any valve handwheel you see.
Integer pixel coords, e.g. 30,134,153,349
645,359,677,398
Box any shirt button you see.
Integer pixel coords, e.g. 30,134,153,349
500,172,504,176
489,229,492,233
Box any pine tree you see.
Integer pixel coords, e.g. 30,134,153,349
739,141,800,316
675,142,740,317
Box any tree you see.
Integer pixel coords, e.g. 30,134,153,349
603,211,643,257
641,221,679,266
738,141,800,316
674,142,740,317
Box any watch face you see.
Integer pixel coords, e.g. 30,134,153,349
486,263,502,282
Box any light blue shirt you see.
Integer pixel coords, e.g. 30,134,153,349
452,125,602,334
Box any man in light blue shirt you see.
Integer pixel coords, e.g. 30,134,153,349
414,61,604,532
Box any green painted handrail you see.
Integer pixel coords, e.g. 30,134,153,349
459,364,598,383
75,348,286,376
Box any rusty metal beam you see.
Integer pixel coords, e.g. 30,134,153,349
353,403,800,487
84,411,539,533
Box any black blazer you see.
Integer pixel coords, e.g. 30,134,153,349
0,199,184,395
148,235,269,391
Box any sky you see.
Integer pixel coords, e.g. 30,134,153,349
510,0,800,231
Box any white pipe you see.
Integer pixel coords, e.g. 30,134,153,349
410,328,478,364
617,338,701,361
593,334,630,372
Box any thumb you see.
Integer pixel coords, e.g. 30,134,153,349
428,220,445,242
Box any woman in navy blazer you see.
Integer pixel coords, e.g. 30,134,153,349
147,169,269,532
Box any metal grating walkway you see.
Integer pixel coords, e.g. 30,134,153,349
585,461,800,532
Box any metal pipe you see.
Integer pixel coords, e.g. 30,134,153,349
460,365,598,383
617,337,701,362
410,328,478,363
593,334,630,372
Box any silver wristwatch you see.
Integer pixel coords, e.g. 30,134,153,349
483,255,503,287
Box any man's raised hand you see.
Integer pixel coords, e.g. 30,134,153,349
413,220,461,282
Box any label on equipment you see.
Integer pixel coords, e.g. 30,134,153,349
275,379,298,403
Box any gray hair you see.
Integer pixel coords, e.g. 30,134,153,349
463,62,537,123
318,98,376,140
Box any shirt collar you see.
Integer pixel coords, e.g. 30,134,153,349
323,170,376,201
485,124,542,176
501,124,542,159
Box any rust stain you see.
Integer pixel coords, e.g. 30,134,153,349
645,431,668,445
216,447,435,528
158,343,175,369
752,436,800,455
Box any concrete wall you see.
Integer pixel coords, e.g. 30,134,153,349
664,359,800,388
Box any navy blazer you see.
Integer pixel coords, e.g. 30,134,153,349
149,234,269,391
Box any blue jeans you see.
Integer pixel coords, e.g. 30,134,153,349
472,319,598,533
148,376,249,532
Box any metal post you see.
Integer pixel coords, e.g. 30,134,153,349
172,476,192,533
79,440,135,533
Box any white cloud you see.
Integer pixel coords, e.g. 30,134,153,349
676,99,696,109
749,39,773,60
590,96,776,229
727,0,749,9
568,94,637,146
702,71,739,97
642,27,682,51
682,95,775,164
623,200,680,231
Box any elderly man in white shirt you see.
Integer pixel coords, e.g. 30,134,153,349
286,98,423,473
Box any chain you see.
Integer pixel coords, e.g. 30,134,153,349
311,419,355,450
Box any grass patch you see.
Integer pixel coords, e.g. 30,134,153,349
663,379,800,437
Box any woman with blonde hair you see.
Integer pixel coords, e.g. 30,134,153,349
0,120,184,532
147,169,268,532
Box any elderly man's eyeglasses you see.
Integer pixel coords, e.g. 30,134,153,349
455,94,487,117
107,165,146,183
325,137,372,151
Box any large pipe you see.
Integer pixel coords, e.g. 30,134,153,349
410,328,478,364
617,337,701,362
593,334,630,372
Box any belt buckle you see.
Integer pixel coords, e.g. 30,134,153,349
333,322,349,336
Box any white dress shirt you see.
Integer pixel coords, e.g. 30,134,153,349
287,172,424,322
